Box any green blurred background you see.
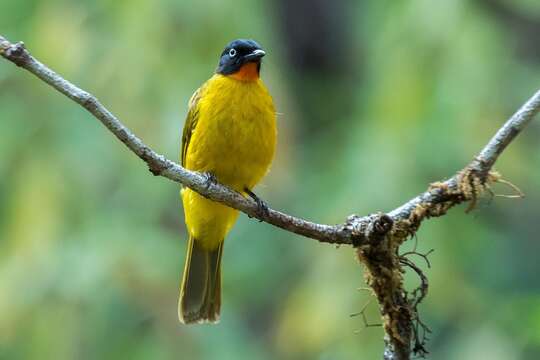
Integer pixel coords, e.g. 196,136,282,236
1,0,540,359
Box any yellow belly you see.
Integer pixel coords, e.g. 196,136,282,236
181,74,276,248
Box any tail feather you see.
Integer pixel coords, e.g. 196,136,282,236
179,236,223,324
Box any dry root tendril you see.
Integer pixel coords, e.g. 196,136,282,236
356,168,521,357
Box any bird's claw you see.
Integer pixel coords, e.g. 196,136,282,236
244,188,269,221
254,198,269,220
203,172,218,190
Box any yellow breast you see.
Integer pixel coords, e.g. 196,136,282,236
185,74,277,192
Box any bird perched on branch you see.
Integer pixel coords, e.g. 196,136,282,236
178,39,277,324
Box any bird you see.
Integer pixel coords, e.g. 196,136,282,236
178,39,277,324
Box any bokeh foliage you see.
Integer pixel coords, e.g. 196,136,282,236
1,0,539,359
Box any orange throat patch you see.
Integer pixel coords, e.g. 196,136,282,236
230,62,260,81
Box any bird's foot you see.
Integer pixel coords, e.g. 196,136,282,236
203,172,218,190
244,187,269,221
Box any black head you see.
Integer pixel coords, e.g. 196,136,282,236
216,39,266,76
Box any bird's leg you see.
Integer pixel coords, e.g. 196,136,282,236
244,187,269,221
202,172,218,190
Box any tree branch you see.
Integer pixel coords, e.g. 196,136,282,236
0,35,349,244
1,34,539,245
2,34,539,359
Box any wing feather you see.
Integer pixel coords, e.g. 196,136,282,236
181,84,206,167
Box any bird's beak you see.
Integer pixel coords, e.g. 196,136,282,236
244,49,266,62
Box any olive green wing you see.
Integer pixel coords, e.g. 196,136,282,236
181,85,205,167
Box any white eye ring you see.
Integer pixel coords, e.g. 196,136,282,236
229,48,237,57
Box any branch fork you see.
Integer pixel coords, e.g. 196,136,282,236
2,34,539,359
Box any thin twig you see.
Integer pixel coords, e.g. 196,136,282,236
389,90,540,221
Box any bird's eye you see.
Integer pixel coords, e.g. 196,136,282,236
228,48,237,57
